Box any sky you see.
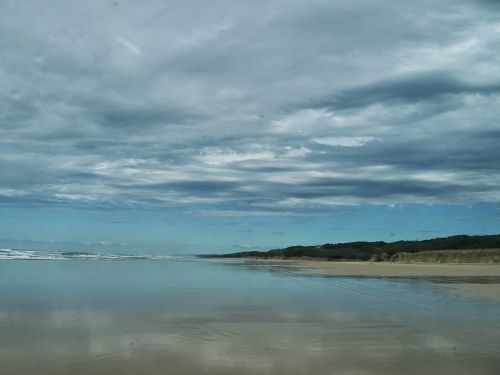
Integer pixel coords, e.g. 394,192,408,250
1,0,500,254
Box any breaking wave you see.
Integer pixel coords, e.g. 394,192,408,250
0,248,186,261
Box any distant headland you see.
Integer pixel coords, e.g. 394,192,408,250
201,234,500,264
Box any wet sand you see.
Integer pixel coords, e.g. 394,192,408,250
298,261,500,303
438,283,500,303
1,259,500,375
269,260,500,302
3,317,499,375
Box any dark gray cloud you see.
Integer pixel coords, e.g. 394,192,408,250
1,0,499,215
91,106,194,130
313,72,500,110
137,180,242,196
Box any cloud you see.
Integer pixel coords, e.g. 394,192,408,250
311,137,378,147
114,37,142,55
312,72,500,111
198,147,276,165
0,0,499,215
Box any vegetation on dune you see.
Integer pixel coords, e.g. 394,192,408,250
390,249,500,263
203,234,500,262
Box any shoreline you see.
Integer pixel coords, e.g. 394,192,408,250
234,257,500,276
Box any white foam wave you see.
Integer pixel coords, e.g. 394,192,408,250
0,249,183,261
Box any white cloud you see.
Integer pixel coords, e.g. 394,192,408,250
271,109,343,134
115,36,142,55
282,146,312,158
311,136,379,147
198,148,276,165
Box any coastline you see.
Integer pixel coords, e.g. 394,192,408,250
234,257,500,276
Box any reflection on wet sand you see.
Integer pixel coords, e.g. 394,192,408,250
2,310,500,375
0,259,499,375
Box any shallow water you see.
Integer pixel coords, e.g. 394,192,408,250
0,259,499,374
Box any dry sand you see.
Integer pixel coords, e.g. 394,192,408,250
298,260,500,277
